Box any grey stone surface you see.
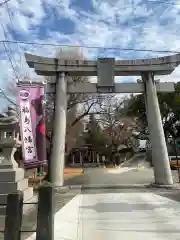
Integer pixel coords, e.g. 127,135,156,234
0,105,33,215
0,188,34,215
47,82,175,94
0,187,33,205
0,167,33,214
143,72,173,185
25,52,180,66
25,52,180,76
0,178,28,194
50,72,67,187
0,168,24,182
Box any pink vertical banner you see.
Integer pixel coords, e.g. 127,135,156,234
18,85,47,168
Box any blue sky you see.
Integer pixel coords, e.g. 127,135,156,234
0,0,180,105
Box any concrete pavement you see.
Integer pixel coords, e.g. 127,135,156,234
25,158,180,240
120,152,147,167
26,188,180,240
64,167,154,186
64,153,148,186
64,158,180,187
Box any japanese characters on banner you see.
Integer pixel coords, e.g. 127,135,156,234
20,99,36,162
18,86,47,168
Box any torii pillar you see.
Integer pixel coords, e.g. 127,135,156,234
24,53,180,187
50,72,67,186
142,72,173,185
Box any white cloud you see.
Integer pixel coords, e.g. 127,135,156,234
1,0,180,106
12,12,30,33
0,0,45,34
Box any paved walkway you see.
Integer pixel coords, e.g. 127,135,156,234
65,166,180,186
26,188,180,240
26,165,180,240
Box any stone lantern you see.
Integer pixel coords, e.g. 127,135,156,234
0,106,33,214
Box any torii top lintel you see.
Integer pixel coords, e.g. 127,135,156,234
24,53,180,76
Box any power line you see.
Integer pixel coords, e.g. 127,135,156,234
0,24,20,81
2,42,20,81
0,0,11,7
148,0,180,6
0,39,179,54
5,1,23,76
0,88,17,106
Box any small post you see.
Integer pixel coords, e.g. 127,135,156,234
72,154,75,165
39,166,43,177
4,191,23,240
97,153,100,167
80,152,82,165
36,183,54,240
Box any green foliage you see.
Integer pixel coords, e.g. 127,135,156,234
124,94,146,127
122,82,180,137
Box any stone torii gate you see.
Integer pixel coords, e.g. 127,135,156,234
25,53,180,187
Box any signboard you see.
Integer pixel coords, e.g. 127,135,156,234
97,58,115,91
18,86,47,168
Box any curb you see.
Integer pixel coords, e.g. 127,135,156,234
54,186,71,193
66,183,180,190
148,183,180,190
68,184,148,190
82,184,148,189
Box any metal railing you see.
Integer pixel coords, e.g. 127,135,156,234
1,183,54,240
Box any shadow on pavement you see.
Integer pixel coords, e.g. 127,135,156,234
154,191,180,203
81,202,163,213
64,173,89,186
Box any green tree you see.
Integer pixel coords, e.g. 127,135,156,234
122,82,180,139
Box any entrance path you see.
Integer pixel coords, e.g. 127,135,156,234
65,167,179,186
26,165,180,239
26,187,180,240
